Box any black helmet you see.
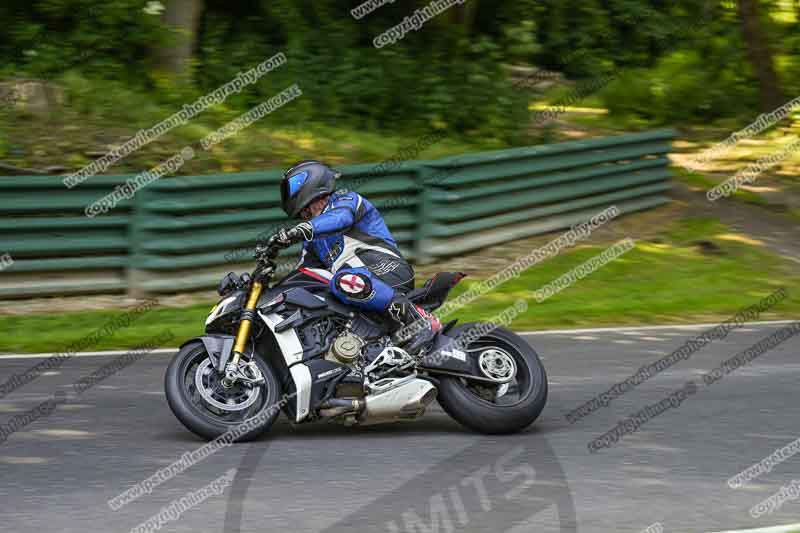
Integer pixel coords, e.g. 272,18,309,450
280,160,340,218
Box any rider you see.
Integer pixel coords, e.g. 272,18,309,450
266,160,439,354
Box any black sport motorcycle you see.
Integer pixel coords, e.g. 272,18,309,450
165,242,548,441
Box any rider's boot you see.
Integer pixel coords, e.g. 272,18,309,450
386,294,441,355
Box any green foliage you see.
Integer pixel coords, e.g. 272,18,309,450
0,0,164,81
0,0,531,142
600,48,759,124
194,0,529,141
1,0,798,140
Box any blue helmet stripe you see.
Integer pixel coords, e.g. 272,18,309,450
288,171,309,197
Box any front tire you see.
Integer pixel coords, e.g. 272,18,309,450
435,324,548,434
165,341,282,441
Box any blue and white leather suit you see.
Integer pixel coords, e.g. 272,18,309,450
298,190,414,311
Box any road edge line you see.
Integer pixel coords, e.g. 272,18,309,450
518,320,796,335
708,523,800,533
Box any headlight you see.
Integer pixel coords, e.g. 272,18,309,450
206,295,237,325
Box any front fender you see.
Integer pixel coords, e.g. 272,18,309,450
180,335,235,373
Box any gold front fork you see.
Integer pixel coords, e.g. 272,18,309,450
230,281,263,366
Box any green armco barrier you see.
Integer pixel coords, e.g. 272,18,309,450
414,129,676,262
0,129,675,297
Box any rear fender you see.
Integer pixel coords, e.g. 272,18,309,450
418,331,481,376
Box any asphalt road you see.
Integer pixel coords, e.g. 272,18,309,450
0,322,798,533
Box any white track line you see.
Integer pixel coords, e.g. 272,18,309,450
518,320,796,336
0,348,177,360
708,523,800,533
0,320,795,360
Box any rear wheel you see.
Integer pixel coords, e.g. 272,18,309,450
435,324,547,434
165,341,282,441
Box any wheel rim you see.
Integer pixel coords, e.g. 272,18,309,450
458,334,533,407
194,359,260,412
477,347,517,383
179,347,270,425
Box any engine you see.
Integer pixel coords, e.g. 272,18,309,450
326,333,363,364
315,316,437,425
322,315,387,369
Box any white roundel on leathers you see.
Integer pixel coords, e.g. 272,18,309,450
338,274,366,294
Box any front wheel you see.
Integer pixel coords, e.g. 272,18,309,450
435,324,548,434
165,341,282,441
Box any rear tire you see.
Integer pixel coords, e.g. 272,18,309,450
435,324,547,434
165,341,282,442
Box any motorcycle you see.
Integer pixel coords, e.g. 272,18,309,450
165,241,548,441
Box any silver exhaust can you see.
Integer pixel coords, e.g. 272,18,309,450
359,378,437,425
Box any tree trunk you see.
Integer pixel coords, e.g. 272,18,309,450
449,0,479,34
737,0,784,111
153,0,204,81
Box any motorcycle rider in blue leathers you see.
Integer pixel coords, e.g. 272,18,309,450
266,160,437,354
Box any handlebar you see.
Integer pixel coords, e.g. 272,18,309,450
252,242,281,283
254,242,280,261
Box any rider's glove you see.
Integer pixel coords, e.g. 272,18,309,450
268,222,314,249
254,243,271,260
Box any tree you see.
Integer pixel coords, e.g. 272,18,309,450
153,0,205,81
737,0,784,111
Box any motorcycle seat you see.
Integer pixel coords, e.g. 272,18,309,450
407,272,466,310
